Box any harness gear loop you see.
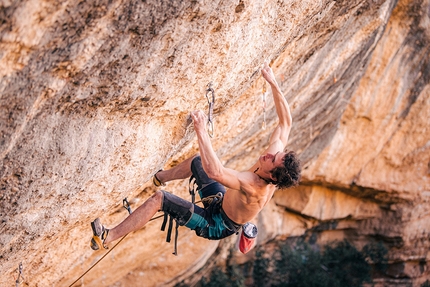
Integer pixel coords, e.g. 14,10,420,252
161,213,168,231
189,175,197,204
262,80,267,130
161,213,179,256
167,216,174,243
173,220,179,256
123,198,132,215
205,82,215,138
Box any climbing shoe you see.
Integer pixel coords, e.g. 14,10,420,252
152,170,166,187
90,218,109,250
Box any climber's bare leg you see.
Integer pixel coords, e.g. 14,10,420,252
156,154,198,183
106,156,198,244
105,191,163,244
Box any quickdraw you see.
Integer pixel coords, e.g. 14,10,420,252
15,262,24,287
205,82,215,137
262,80,267,130
122,198,132,214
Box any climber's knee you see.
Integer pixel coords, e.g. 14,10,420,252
152,190,164,209
191,156,218,189
159,190,193,226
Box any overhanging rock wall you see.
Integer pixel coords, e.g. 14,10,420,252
0,0,429,286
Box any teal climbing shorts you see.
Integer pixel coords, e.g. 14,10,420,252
160,156,242,240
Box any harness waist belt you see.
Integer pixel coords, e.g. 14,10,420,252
219,207,242,232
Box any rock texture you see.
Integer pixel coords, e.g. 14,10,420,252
0,0,429,286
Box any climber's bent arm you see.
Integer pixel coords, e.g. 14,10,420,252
190,110,244,190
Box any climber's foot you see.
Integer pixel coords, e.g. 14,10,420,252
90,218,109,250
152,170,165,187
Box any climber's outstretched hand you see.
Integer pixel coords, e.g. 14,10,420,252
190,110,207,135
261,61,278,87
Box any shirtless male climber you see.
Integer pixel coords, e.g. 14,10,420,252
90,62,301,250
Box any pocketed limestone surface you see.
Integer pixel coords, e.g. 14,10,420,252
0,0,429,286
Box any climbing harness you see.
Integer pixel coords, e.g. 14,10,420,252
15,262,24,287
160,176,197,256
205,82,215,137
160,178,228,255
189,175,222,206
262,80,267,130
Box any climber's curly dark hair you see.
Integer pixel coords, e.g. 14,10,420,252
270,150,301,189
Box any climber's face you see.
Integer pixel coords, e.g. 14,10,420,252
259,151,285,175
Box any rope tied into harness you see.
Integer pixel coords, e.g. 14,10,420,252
189,175,223,207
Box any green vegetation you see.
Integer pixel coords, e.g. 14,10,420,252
175,239,388,287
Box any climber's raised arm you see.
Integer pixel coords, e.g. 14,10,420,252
190,110,243,191
261,62,292,151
